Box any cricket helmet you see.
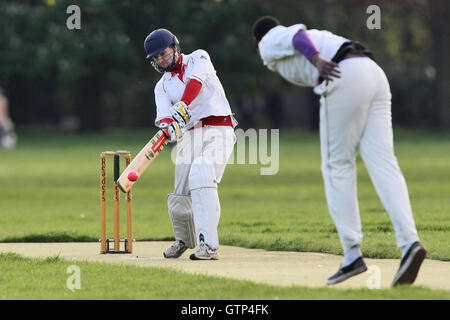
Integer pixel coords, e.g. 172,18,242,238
144,28,180,59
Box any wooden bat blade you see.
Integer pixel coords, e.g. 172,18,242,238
117,129,168,193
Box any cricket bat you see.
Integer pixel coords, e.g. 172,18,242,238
117,129,168,193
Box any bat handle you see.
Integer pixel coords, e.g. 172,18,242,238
161,129,170,140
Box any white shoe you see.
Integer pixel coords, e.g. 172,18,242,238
189,241,219,260
163,240,187,258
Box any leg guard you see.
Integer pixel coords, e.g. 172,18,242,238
167,193,196,249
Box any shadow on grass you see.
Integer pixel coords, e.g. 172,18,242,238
1,233,176,243
1,232,97,243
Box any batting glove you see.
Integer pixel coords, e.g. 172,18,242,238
169,101,191,127
160,121,185,143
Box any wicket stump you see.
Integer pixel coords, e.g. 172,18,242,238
100,151,134,253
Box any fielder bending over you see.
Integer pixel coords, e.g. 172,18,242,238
252,16,426,286
144,29,237,260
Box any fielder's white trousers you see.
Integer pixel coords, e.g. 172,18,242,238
315,57,419,254
173,126,235,250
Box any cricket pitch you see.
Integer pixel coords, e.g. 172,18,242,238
0,241,448,291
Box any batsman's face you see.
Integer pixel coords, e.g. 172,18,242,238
152,47,175,69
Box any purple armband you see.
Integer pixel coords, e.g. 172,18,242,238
292,29,319,62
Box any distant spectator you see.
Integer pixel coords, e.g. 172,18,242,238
0,88,17,149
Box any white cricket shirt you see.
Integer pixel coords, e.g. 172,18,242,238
154,49,232,127
258,24,349,88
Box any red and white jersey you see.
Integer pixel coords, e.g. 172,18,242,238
154,49,232,127
258,24,348,87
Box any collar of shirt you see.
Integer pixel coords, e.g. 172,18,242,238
171,54,185,78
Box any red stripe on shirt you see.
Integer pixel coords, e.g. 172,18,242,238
181,79,202,106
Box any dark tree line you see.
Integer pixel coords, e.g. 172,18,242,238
0,0,448,131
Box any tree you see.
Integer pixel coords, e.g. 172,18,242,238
428,0,450,129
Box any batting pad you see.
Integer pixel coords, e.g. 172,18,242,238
167,193,196,248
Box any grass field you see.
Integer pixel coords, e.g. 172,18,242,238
0,127,449,299
1,252,449,300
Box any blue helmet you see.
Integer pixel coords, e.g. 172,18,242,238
144,29,180,59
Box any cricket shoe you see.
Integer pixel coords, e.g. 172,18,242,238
391,241,427,287
163,240,187,258
327,256,368,285
189,241,219,260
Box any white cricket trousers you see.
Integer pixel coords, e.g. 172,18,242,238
317,57,419,254
173,126,235,250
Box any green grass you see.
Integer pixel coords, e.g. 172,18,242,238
1,253,448,300
0,127,449,299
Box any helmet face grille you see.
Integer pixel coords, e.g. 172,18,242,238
150,48,178,74
150,60,164,73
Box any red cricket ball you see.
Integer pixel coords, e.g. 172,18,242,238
128,171,139,182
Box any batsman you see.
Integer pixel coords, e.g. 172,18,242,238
144,29,237,260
